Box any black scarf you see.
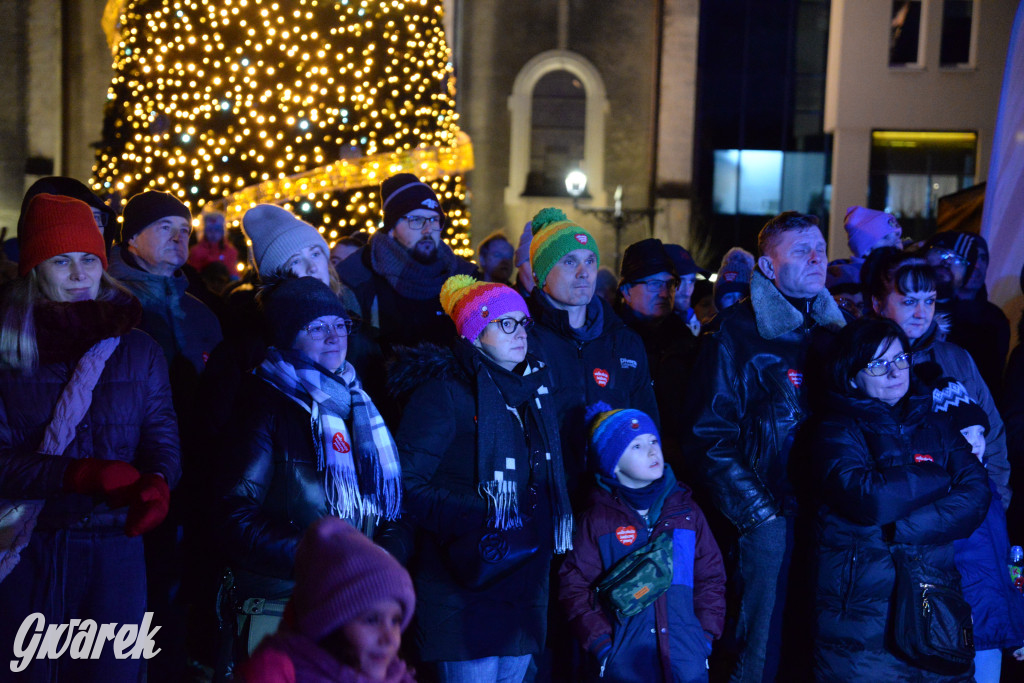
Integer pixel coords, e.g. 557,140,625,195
34,295,142,365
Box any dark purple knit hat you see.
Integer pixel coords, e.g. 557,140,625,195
292,516,416,641
380,173,445,232
120,191,192,245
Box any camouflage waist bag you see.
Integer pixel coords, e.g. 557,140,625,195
594,531,674,617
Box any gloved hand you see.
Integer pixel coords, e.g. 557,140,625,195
123,473,170,537
63,459,140,500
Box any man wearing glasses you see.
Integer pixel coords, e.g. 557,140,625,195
616,238,698,466
335,172,477,353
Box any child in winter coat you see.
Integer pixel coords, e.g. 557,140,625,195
240,516,417,682
559,403,726,683
933,380,1024,683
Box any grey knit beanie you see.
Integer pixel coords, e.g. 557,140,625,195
242,204,329,280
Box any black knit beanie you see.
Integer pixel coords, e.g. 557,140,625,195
120,191,192,245
259,276,348,349
380,173,445,232
619,238,676,286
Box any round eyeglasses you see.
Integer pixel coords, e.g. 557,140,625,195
632,278,680,293
862,352,911,377
301,320,356,340
402,214,442,232
490,317,534,334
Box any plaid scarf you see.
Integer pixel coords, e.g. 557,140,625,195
256,348,401,523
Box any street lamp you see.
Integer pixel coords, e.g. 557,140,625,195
564,170,657,269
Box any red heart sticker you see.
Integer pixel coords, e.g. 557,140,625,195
616,526,637,546
914,453,934,463
593,368,609,387
332,432,351,453
786,369,803,388
202,352,210,364
574,233,588,245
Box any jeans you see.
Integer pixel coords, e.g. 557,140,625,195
436,654,533,683
729,516,790,683
973,648,1002,683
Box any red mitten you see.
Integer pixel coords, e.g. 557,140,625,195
63,459,140,499
124,473,170,537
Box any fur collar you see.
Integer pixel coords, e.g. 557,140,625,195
749,270,846,340
386,343,462,400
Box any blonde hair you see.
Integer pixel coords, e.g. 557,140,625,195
0,270,131,373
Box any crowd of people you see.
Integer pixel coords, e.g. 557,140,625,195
1,172,1024,683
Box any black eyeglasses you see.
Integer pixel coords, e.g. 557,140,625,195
402,215,442,232
490,317,534,334
301,320,356,340
632,278,680,293
862,352,911,377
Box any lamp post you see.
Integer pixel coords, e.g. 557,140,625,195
564,171,657,270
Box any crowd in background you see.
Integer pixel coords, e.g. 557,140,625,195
1,173,1024,683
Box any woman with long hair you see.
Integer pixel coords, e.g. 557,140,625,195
0,193,180,681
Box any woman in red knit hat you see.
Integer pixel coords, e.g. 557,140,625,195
0,193,180,681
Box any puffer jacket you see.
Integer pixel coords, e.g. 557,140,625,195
908,322,1011,509
558,467,726,683
811,389,990,682
685,272,847,534
389,340,561,662
0,328,181,531
217,373,351,599
527,289,659,496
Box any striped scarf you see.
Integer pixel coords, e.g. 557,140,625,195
256,348,401,523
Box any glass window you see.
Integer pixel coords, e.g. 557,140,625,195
868,130,977,241
940,0,974,67
713,150,827,216
890,1,923,67
524,70,586,196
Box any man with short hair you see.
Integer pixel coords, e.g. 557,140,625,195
336,173,477,351
477,231,515,284
686,211,846,682
525,208,658,495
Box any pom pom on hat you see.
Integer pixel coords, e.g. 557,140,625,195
259,276,348,349
587,402,659,478
529,207,600,288
242,204,329,281
120,191,192,246
18,194,108,277
440,274,528,342
291,516,415,642
844,206,901,258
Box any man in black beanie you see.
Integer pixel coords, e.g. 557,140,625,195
335,173,477,354
616,238,696,468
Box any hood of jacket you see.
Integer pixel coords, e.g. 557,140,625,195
750,270,846,340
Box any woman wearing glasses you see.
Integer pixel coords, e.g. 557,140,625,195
867,249,1011,510
810,317,988,681
216,276,400,659
389,275,573,683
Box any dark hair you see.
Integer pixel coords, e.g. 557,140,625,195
865,249,937,304
757,211,821,256
831,317,910,395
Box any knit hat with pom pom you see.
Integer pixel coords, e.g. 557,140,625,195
529,207,599,288
440,274,529,342
586,401,659,478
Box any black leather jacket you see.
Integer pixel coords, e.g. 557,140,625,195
686,272,847,535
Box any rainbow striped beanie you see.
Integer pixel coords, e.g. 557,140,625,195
440,274,529,342
529,208,600,288
586,401,659,477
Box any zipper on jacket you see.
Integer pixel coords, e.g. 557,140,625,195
842,544,858,614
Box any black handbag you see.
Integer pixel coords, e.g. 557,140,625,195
888,545,974,675
444,522,540,590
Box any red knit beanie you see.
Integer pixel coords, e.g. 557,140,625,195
292,516,415,642
18,193,108,277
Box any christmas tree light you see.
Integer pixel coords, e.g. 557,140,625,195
94,0,473,255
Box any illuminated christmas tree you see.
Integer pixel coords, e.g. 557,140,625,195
93,0,473,255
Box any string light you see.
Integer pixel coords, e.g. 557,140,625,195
95,0,473,256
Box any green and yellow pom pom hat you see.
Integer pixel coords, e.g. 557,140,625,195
528,207,600,288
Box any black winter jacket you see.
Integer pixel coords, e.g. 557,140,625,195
389,341,560,662
685,272,846,534
811,390,989,682
527,290,659,495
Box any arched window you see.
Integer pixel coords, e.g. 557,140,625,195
505,51,608,204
